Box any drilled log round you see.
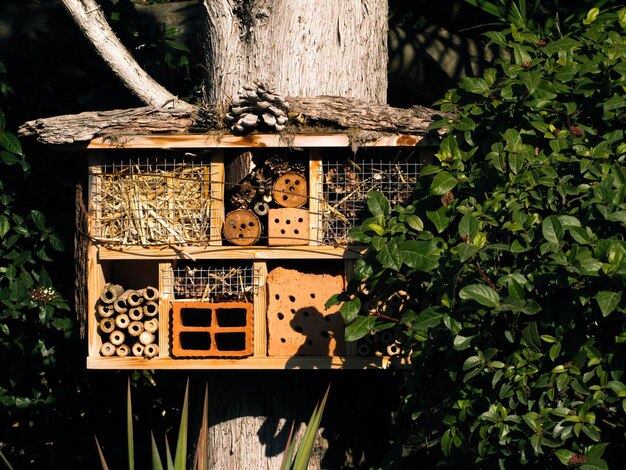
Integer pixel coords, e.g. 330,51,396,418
128,321,144,337
116,344,131,357
144,344,159,358
100,342,116,357
126,290,143,307
143,301,159,318
132,343,145,357
115,313,130,329
139,331,155,345
142,286,159,302
99,283,124,304
110,330,125,346
357,342,373,356
223,209,261,246
99,318,115,334
273,173,307,208
144,318,158,333
97,302,116,318
128,307,144,321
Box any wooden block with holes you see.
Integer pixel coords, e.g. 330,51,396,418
268,208,309,246
266,267,345,356
171,301,253,357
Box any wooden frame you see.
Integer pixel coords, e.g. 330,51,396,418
85,133,431,369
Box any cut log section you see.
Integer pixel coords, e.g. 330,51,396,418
272,173,307,208
223,210,261,246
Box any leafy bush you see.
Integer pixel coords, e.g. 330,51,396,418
332,7,626,468
0,109,71,414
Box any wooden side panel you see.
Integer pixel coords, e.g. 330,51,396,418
87,245,105,358
308,151,323,246
209,151,224,245
158,262,173,357
253,261,268,357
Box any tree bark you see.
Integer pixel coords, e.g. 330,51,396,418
18,98,444,145
202,0,388,106
59,0,193,109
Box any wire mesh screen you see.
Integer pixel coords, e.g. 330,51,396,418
163,263,258,302
90,156,218,245
319,152,423,245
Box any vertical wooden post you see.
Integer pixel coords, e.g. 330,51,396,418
158,262,173,357
308,150,323,246
209,151,224,245
253,261,268,357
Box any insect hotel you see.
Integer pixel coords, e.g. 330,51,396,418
22,89,438,369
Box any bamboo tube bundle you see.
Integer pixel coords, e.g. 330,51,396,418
95,283,160,358
92,159,215,245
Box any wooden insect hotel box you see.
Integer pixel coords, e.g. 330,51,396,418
80,132,432,369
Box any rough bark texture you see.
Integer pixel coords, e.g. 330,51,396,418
18,106,195,145
60,0,192,109
18,98,444,145
203,0,388,106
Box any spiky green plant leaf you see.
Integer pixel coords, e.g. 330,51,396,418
151,432,164,470
127,378,135,470
292,385,330,470
174,380,189,470
94,436,110,470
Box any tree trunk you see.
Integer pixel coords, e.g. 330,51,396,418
199,2,390,469
202,0,388,106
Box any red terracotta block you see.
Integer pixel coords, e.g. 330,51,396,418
266,267,345,356
171,301,253,357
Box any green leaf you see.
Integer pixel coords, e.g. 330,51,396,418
458,214,479,241
453,334,474,350
463,355,482,371
397,240,439,272
459,77,490,95
457,244,478,262
580,458,609,470
411,309,442,332
554,449,575,466
430,171,458,195
345,315,376,341
367,191,389,218
406,214,424,232
426,207,451,233
30,210,46,231
594,291,621,317
522,322,542,351
339,298,361,323
583,7,600,25
542,216,564,244
174,380,189,470
151,432,164,470
459,284,500,308
377,239,402,271
0,131,22,155
292,386,329,470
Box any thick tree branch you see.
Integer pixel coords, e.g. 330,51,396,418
60,0,193,109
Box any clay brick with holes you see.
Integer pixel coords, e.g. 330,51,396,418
171,301,253,357
267,208,309,246
266,267,345,356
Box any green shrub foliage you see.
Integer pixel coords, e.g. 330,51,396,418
331,7,626,468
0,108,71,412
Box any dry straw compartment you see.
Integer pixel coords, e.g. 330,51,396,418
89,155,221,245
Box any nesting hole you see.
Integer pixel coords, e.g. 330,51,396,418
216,308,247,327
180,308,212,327
180,332,212,350
215,332,246,351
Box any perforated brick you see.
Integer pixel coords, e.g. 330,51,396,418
171,301,253,357
266,267,345,356
267,208,309,246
